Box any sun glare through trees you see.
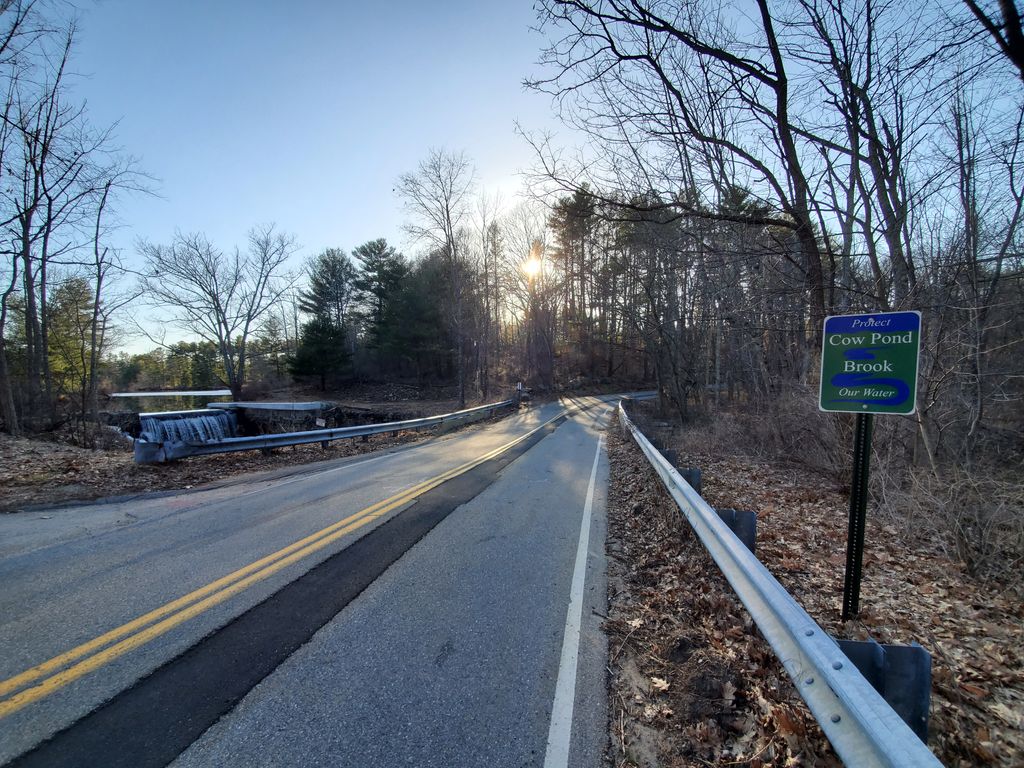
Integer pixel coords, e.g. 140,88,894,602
0,8,1021,761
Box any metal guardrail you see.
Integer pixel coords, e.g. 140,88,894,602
134,399,516,464
617,401,943,768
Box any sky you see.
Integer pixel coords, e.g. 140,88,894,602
68,0,565,271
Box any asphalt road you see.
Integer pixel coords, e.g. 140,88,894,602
0,396,614,767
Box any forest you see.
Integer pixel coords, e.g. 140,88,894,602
0,2,1021,572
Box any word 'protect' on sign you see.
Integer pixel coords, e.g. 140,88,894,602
819,310,921,415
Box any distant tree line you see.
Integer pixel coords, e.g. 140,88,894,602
104,155,680,409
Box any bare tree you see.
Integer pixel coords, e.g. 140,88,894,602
0,5,148,434
396,148,476,406
473,189,503,397
138,224,297,400
530,0,833,369
82,180,136,436
503,201,557,388
963,0,1024,82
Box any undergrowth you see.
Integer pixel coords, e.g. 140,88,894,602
636,390,1024,583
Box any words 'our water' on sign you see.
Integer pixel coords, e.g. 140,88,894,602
818,311,921,416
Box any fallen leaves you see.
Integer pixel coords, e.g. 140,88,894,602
605,422,840,767
1,425,442,513
611,406,1024,768
650,677,670,692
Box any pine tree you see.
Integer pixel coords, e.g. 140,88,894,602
298,248,356,329
291,248,357,388
352,239,408,355
289,317,350,390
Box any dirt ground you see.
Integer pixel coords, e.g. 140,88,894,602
604,414,1023,767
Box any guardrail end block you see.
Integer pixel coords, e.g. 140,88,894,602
133,439,166,464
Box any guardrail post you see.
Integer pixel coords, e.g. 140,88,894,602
837,638,932,741
715,508,757,554
658,449,702,496
680,467,702,496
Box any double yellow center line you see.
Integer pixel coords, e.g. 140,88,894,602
0,408,570,718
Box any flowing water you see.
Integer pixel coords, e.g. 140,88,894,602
139,410,237,443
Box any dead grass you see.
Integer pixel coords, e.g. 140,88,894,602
876,465,1024,581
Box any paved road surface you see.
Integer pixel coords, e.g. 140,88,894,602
0,397,614,767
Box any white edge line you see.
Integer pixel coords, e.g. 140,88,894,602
543,434,604,768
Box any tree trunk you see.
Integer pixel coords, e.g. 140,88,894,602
0,338,19,436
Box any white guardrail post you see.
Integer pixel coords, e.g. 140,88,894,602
617,401,943,768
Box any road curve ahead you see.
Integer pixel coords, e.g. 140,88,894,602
0,397,613,767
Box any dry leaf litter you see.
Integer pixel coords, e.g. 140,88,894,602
605,414,1023,767
0,399,511,513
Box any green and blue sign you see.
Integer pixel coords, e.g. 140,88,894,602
819,310,921,415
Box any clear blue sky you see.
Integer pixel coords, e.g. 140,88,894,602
69,0,562,267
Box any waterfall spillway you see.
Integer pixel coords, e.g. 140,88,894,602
139,409,237,443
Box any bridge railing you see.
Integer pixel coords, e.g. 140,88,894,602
617,400,942,768
134,399,516,464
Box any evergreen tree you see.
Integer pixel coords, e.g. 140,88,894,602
289,316,350,390
253,315,288,380
292,248,356,388
393,252,455,383
46,278,96,400
352,239,407,354
298,248,357,329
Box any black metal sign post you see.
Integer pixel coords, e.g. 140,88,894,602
842,412,874,621
820,311,922,622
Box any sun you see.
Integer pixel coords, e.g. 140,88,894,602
522,257,543,278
